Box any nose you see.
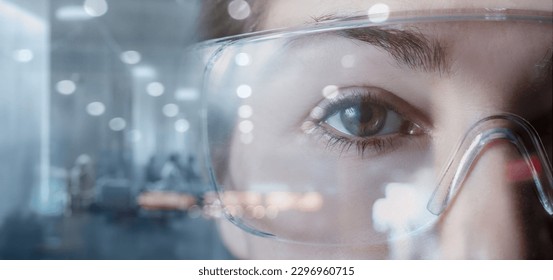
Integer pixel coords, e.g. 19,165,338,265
436,138,553,259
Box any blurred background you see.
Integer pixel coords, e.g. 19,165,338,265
0,0,232,259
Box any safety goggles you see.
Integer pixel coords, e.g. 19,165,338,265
193,9,553,246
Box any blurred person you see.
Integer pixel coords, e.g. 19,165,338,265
195,0,552,259
160,154,186,191
184,155,200,184
69,154,96,212
145,156,162,185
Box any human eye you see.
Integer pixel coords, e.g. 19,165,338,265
304,86,428,157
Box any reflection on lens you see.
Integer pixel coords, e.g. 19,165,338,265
322,85,339,99
373,170,436,235
297,192,324,212
301,121,316,134
240,133,254,144
235,52,251,66
238,105,253,118
210,204,223,219
341,54,355,68
226,205,244,218
265,205,279,219
243,192,262,205
309,107,324,119
367,3,390,23
227,0,251,20
236,84,252,99
238,120,254,133
252,205,266,219
265,192,296,211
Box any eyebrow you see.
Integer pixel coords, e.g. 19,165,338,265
307,14,451,74
338,27,450,74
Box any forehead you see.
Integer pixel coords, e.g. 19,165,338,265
261,0,553,30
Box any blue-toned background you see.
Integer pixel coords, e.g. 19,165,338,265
0,0,232,259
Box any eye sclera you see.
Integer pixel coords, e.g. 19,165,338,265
304,86,430,157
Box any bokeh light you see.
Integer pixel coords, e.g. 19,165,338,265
13,49,33,62
341,54,355,68
162,103,179,117
120,50,141,64
252,205,266,219
238,105,253,118
175,119,190,133
368,3,390,23
83,0,108,17
108,117,126,131
86,101,105,116
322,85,339,99
227,0,251,20
56,80,76,95
239,120,254,133
301,121,316,134
235,52,251,66
175,87,199,101
309,107,324,119
146,82,164,97
236,84,252,99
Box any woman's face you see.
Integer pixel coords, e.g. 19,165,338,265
209,0,553,259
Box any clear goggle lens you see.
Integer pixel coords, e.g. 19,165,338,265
198,10,553,246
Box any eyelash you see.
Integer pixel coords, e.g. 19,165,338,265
318,129,398,156
306,87,423,157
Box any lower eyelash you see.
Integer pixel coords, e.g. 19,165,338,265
314,125,398,157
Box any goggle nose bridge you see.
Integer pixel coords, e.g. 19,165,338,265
427,114,553,216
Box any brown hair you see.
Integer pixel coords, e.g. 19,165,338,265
198,0,265,40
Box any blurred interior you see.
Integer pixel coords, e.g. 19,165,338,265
0,0,233,259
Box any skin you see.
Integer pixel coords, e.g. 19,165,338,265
213,0,553,259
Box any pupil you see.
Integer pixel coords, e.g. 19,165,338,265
339,102,387,136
